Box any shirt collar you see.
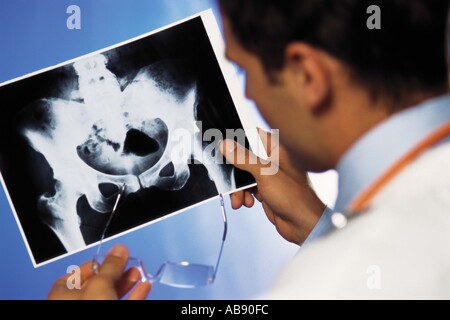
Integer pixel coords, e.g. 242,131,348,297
334,94,450,213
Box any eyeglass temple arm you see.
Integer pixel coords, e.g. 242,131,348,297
95,184,127,257
220,194,228,241
212,194,228,280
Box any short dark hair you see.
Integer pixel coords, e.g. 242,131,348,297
219,0,450,106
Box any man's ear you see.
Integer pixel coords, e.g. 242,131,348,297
284,43,331,111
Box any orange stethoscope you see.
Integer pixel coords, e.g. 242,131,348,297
331,121,450,228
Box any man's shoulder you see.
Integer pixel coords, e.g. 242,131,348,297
371,139,450,214
353,138,450,244
265,141,450,300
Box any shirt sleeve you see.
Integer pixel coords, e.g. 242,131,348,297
303,206,334,245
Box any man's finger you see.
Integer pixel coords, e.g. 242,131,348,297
220,140,262,177
116,267,143,299
126,281,152,301
244,191,255,208
231,190,245,209
253,190,263,203
257,128,275,156
98,245,129,283
79,261,94,284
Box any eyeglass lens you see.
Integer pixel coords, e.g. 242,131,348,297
93,186,227,289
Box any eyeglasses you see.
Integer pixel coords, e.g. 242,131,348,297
92,184,228,288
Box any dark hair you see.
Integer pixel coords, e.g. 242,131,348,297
219,0,450,106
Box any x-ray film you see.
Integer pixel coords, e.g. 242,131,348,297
0,10,262,267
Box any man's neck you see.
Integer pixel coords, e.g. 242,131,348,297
333,92,450,213
325,88,449,168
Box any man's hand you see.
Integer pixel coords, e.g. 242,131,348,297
48,245,151,300
221,130,326,245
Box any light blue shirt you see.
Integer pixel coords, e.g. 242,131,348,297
305,94,450,244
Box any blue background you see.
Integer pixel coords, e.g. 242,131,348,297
0,0,303,300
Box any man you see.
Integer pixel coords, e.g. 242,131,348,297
49,0,450,299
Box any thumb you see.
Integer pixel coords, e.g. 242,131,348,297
97,245,129,282
220,139,264,178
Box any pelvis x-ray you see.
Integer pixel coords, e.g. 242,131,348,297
0,14,255,266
